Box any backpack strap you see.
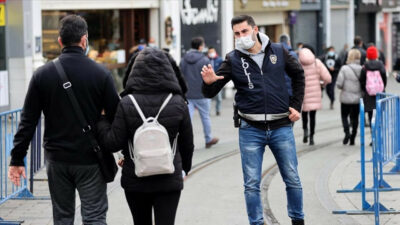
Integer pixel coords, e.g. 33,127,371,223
128,94,147,123
155,93,173,120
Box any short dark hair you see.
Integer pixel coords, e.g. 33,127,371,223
231,15,256,28
59,15,88,47
191,37,204,50
279,34,290,44
208,46,215,51
354,36,363,46
327,46,335,51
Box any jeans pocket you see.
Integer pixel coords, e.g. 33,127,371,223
240,119,252,129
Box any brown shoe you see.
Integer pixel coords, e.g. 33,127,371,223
205,137,219,148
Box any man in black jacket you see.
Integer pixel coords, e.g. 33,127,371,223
201,15,305,225
8,15,119,225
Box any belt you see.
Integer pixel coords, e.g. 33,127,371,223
238,111,290,121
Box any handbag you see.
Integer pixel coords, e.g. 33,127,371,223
53,58,118,183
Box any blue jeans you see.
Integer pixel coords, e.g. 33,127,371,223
188,99,212,143
239,120,304,225
213,91,222,113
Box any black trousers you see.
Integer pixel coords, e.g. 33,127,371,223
46,161,108,225
125,190,181,225
326,73,338,103
302,110,316,135
341,103,360,137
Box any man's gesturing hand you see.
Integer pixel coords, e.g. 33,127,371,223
288,107,300,122
201,64,224,85
8,166,26,186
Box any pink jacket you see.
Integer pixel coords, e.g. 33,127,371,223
298,48,331,111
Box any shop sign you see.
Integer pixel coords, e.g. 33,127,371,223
382,0,397,8
0,4,5,26
180,0,222,56
235,0,301,12
0,71,9,107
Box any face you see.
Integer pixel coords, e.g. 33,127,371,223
233,21,258,39
208,48,216,56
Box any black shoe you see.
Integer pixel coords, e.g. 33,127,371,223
303,129,308,143
343,134,350,145
349,134,356,145
292,219,304,225
216,111,220,116
309,135,314,145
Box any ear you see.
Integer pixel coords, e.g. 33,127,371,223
80,35,87,48
58,37,63,48
254,26,259,33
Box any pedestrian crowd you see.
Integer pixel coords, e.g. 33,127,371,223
6,13,395,225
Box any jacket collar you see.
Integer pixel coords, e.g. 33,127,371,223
61,46,85,55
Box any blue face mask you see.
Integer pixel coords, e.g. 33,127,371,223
328,51,335,57
85,38,90,56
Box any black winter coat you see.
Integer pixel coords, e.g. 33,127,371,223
360,60,387,112
96,47,194,193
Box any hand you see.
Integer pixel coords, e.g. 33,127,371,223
201,64,224,85
117,158,124,167
8,166,26,186
288,107,300,122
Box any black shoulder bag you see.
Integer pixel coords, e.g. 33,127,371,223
53,58,118,183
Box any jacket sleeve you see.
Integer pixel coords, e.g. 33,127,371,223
317,59,332,86
10,75,42,166
202,54,233,98
103,74,120,123
96,102,129,153
178,105,194,174
380,64,387,87
284,48,305,112
336,67,345,90
360,67,367,92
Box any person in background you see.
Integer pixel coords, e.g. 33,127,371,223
279,34,298,97
148,37,158,48
180,37,219,148
346,36,366,65
367,42,386,66
298,44,331,145
393,57,400,83
338,43,349,66
360,46,387,145
207,46,224,116
322,46,341,109
296,42,303,55
336,49,363,145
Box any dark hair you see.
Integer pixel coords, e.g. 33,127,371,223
208,46,215,51
231,15,256,28
302,44,315,55
354,36,363,46
59,15,88,46
279,34,290,44
191,37,204,50
327,46,335,51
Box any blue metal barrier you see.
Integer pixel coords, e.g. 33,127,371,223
333,97,400,216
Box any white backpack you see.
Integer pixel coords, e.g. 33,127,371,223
128,94,178,177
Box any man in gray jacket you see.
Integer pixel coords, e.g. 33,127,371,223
180,37,219,148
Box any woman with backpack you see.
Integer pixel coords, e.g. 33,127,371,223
359,46,387,132
298,44,331,145
96,47,194,225
336,49,363,145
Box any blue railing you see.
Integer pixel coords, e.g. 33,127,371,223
333,95,400,218
0,109,43,206
372,95,400,224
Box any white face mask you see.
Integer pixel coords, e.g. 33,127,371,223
208,52,216,58
235,31,256,50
